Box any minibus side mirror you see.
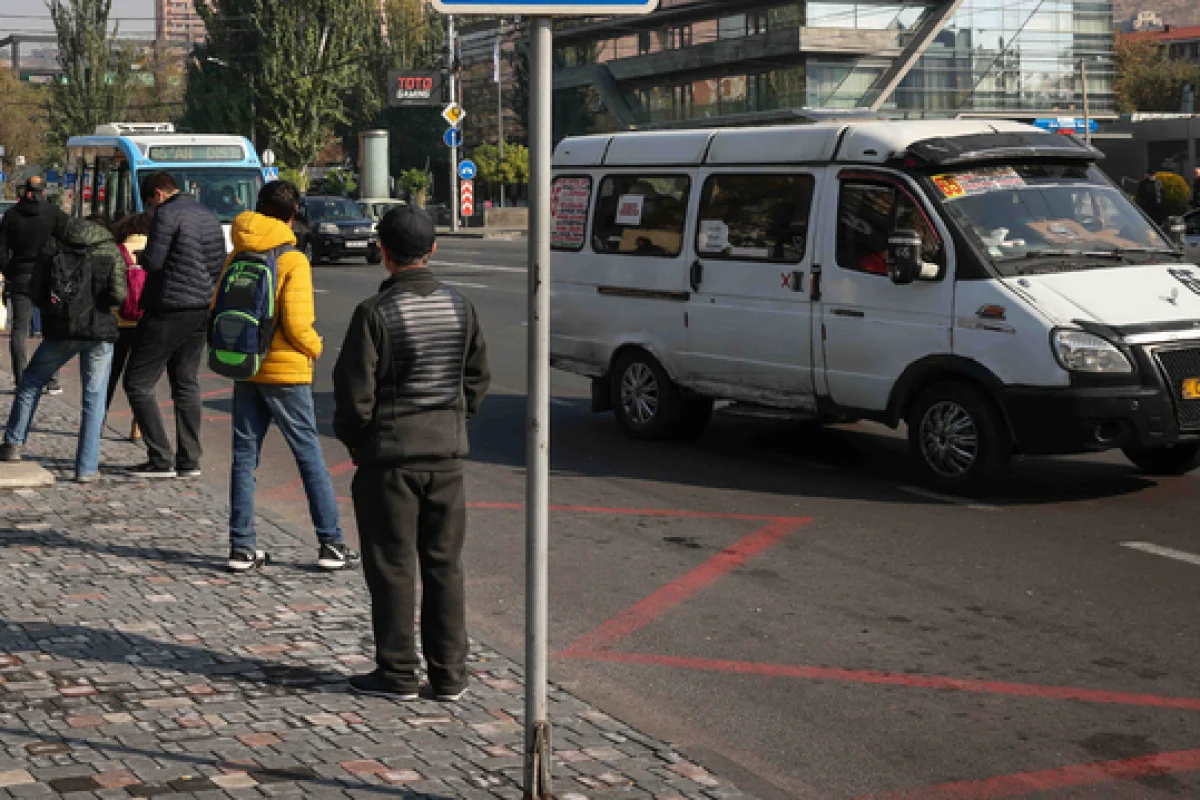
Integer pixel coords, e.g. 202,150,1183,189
887,230,922,285
1166,216,1187,248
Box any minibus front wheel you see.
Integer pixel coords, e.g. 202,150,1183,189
908,381,1011,491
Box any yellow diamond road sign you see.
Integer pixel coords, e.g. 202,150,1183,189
442,104,465,127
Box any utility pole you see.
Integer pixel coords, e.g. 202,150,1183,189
497,19,505,208
447,14,460,233
1081,59,1091,145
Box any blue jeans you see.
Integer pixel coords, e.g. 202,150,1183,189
5,339,114,479
230,382,344,550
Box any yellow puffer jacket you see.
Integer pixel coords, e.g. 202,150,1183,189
219,212,322,384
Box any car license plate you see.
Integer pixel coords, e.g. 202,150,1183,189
346,241,368,249
1183,378,1200,400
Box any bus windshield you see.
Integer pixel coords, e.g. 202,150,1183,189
930,164,1175,273
138,167,262,224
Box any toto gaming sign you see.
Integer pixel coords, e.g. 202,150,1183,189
388,71,443,107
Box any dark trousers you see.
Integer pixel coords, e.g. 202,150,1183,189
123,309,207,471
106,326,138,409
8,294,59,389
353,465,469,693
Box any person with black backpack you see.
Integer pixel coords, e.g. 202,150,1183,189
0,217,127,481
211,181,357,573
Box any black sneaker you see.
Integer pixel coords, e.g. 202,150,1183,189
348,671,418,701
0,443,21,462
317,543,360,571
126,463,177,479
227,547,268,573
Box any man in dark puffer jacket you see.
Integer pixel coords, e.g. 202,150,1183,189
123,171,225,479
0,177,67,392
0,217,127,482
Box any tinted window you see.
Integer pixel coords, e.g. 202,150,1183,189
306,198,367,221
1187,212,1200,236
697,174,814,263
837,179,941,276
138,168,261,224
593,175,690,257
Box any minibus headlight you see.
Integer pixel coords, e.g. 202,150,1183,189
1052,330,1132,374
317,223,339,235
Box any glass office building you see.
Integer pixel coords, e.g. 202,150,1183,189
539,0,1114,137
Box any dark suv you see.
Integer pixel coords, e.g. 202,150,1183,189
297,196,380,265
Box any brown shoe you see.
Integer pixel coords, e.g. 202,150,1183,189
130,422,142,442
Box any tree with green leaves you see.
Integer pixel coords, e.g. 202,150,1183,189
189,0,383,172
46,0,134,150
1115,33,1200,114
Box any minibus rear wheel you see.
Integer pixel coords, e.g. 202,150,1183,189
1122,443,1200,475
908,381,1011,491
611,350,682,440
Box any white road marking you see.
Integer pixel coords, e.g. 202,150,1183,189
442,280,490,290
897,485,1001,512
433,261,526,274
314,289,330,294
1120,541,1200,567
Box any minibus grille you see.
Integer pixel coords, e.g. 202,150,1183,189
1153,345,1200,430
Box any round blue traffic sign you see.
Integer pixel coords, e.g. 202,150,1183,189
444,128,464,148
458,160,477,181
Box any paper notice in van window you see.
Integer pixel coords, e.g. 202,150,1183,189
933,167,1025,199
551,177,591,249
698,220,729,253
615,194,645,226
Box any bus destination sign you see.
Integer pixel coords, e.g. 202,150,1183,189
147,144,246,163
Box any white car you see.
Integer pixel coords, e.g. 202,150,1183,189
1184,209,1200,264
357,198,406,223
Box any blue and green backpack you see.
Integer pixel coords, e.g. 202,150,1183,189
207,245,292,380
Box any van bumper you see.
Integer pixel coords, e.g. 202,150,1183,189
1000,386,1194,455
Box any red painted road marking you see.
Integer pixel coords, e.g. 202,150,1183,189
852,747,1200,799
569,651,1200,712
263,459,356,500
469,501,801,523
560,518,809,657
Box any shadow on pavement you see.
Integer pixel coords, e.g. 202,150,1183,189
465,394,1159,508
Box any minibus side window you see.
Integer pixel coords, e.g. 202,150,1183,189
551,176,592,252
696,173,814,263
592,175,691,257
837,178,942,277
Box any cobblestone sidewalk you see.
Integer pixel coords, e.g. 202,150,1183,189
0,376,748,800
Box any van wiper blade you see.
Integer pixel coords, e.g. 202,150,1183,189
1085,247,1179,260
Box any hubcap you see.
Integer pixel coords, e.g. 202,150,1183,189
919,400,979,478
620,363,659,426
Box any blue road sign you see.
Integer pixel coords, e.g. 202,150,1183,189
444,128,464,148
0,172,5,184
1032,117,1098,135
62,173,76,189
458,160,477,181
431,0,659,14
262,166,279,182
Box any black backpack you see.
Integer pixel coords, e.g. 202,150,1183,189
45,248,95,334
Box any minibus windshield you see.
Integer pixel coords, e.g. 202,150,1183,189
931,164,1175,273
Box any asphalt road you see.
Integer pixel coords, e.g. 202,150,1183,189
74,237,1200,798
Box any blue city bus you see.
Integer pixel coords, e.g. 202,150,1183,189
66,123,264,250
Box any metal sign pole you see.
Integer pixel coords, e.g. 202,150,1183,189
448,13,460,233
523,14,553,800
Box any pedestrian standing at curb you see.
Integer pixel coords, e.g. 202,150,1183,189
0,217,127,481
106,212,151,442
334,205,490,702
0,177,66,395
216,181,359,573
123,172,225,479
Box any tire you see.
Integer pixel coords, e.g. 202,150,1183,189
610,350,682,441
674,395,714,441
907,381,1011,491
1122,443,1200,475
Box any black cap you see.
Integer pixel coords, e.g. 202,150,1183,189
378,205,436,259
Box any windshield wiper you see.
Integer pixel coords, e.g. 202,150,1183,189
1084,247,1179,260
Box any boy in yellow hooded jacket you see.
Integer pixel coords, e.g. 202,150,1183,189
217,181,357,573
